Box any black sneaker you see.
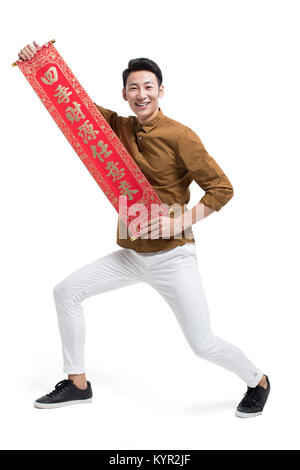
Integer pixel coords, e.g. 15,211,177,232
235,375,270,418
34,379,92,409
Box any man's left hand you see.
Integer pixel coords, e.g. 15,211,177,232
137,215,184,239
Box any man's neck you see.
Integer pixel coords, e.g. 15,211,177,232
137,107,159,126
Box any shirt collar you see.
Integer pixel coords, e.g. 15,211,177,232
134,107,165,134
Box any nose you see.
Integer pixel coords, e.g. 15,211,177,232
137,89,147,100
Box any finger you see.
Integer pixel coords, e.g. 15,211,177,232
150,231,160,239
27,45,37,54
21,50,31,60
140,231,150,238
139,222,150,232
18,52,26,61
146,226,160,238
21,48,32,60
140,222,158,236
140,222,158,233
33,40,40,49
149,216,160,225
150,222,160,231
25,44,36,56
139,229,148,237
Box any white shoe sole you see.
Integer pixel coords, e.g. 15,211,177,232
34,398,92,409
235,410,262,418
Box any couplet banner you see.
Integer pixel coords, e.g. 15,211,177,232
13,40,171,240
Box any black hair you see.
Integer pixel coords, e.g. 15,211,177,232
122,58,163,89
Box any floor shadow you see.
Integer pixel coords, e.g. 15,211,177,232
181,399,236,415
92,370,237,416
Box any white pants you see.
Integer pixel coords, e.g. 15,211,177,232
53,243,263,387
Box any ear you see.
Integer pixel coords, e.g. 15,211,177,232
122,88,128,101
159,84,164,98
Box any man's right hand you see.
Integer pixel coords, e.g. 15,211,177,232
18,41,40,61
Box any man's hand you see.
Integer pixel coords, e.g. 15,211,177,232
136,202,215,240
18,41,40,61
138,215,184,239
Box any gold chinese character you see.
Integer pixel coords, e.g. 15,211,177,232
105,161,126,182
78,120,100,144
65,102,86,124
118,180,139,200
41,66,58,85
91,139,112,161
54,84,72,104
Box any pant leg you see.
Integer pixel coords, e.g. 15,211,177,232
145,244,264,387
53,248,145,374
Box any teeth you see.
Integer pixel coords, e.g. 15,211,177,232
137,103,149,107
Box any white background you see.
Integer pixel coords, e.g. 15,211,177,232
1,0,299,450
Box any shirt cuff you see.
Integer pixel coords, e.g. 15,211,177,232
200,193,227,212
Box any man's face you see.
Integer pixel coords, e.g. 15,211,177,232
122,70,164,125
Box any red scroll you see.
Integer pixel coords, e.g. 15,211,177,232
13,40,171,240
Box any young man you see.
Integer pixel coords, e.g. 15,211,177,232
18,42,270,417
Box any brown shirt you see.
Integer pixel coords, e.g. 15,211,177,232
94,103,234,253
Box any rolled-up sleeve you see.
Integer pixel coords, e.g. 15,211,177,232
176,127,234,211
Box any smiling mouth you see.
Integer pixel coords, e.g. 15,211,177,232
135,102,150,108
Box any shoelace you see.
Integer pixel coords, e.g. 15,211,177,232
47,379,73,398
241,386,262,407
